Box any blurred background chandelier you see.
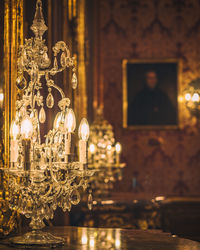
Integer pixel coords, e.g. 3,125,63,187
4,0,94,247
88,109,125,198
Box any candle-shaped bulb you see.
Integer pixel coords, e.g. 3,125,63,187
0,93,4,103
89,143,96,154
115,142,122,154
10,120,19,163
21,117,33,139
10,120,19,140
64,108,76,132
115,142,121,165
185,93,191,101
78,118,89,141
53,112,62,129
192,93,200,102
79,118,89,165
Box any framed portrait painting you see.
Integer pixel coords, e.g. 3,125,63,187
122,59,181,129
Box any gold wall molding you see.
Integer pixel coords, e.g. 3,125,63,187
0,0,23,236
75,0,87,119
4,0,23,168
93,0,104,111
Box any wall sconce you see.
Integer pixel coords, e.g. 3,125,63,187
184,78,200,119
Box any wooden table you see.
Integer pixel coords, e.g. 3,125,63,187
0,226,200,249
70,197,200,241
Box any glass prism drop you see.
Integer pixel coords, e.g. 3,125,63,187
16,75,27,90
70,189,80,205
72,73,77,89
60,52,66,67
46,92,54,108
53,57,58,70
88,193,93,210
39,107,46,123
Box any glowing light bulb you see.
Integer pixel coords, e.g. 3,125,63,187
10,121,19,140
64,109,76,132
192,93,200,102
81,235,88,244
115,239,121,248
115,142,122,154
0,93,3,109
21,117,33,139
78,118,89,141
79,118,89,165
10,120,19,163
89,238,95,248
107,144,112,150
115,230,121,249
0,93,4,102
89,144,96,154
185,93,191,101
53,112,62,129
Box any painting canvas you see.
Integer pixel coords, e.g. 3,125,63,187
123,60,180,129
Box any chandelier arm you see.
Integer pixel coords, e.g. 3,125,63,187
49,167,59,184
45,72,65,99
52,41,71,57
48,82,65,99
37,183,54,200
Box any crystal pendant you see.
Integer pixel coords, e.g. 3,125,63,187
16,75,27,90
60,52,66,67
46,92,54,108
31,67,38,83
62,196,72,212
70,189,80,205
88,193,93,210
66,199,72,212
49,208,54,219
54,57,58,70
57,196,63,208
72,73,77,89
45,205,50,220
39,107,46,123
52,200,57,211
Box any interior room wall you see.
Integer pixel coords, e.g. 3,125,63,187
90,0,200,200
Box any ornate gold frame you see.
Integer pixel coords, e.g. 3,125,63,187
122,59,182,130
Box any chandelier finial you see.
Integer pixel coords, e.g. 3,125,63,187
31,0,47,38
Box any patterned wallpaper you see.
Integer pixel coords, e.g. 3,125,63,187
94,0,200,199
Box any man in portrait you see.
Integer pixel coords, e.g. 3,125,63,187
128,70,177,126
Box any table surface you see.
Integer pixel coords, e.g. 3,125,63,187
0,226,200,250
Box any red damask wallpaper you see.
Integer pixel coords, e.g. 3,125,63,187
93,0,200,199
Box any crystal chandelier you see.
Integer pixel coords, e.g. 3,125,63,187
88,109,125,198
4,0,94,246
